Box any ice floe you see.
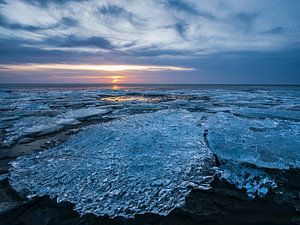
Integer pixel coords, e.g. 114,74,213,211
206,112,300,169
9,110,215,217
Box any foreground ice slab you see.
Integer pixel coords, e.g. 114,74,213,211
9,110,215,218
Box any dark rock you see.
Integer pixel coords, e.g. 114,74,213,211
213,153,221,167
0,179,25,216
1,173,299,225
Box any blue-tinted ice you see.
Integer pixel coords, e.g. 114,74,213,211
3,85,300,217
206,113,300,169
9,110,215,217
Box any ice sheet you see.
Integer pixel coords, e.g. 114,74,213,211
9,110,215,217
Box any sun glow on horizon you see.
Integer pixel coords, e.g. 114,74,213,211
0,63,194,72
112,85,119,90
111,76,123,84
0,63,194,83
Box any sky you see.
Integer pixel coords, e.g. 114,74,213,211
0,0,299,84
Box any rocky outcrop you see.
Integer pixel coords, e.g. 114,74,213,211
1,170,299,225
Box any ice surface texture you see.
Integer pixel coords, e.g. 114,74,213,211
206,113,300,169
9,110,215,217
220,163,277,198
3,85,300,216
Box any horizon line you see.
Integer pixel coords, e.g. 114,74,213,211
0,82,299,86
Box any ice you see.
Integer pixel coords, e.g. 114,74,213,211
0,173,8,181
2,85,300,204
60,108,110,120
233,107,300,122
206,112,300,169
3,108,110,144
4,116,63,144
220,162,277,198
9,110,215,218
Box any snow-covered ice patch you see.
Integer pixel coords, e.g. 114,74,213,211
9,110,215,218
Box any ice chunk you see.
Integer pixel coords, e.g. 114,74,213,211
220,162,277,198
4,116,63,144
206,113,300,169
9,110,215,218
3,108,109,144
60,108,109,120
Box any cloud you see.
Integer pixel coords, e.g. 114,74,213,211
0,63,194,72
0,0,299,79
262,26,285,35
45,35,113,49
166,0,198,15
0,0,59,27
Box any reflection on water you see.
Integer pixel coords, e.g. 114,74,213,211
112,85,119,90
101,96,159,102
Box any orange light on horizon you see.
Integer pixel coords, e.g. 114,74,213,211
112,85,119,90
111,76,123,83
48,75,127,83
0,63,194,72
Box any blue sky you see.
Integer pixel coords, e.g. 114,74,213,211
0,0,299,83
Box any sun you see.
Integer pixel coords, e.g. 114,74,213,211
110,75,123,84
112,85,119,90
110,76,123,90
112,78,121,83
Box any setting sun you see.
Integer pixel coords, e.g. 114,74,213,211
111,76,123,83
112,85,119,90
